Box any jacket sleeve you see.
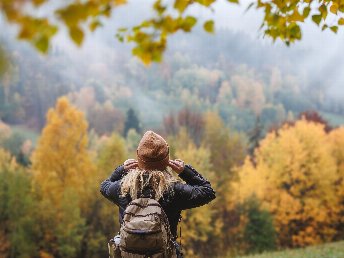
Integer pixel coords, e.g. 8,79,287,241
99,165,126,205
174,164,216,210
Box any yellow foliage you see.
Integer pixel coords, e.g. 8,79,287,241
235,120,340,247
0,148,18,171
328,127,344,226
31,96,96,208
175,141,219,256
97,133,127,178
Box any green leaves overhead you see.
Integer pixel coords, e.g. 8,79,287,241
2,0,344,64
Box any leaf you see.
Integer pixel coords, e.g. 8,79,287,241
0,46,8,77
303,7,311,18
289,10,304,22
115,33,124,42
312,14,322,25
338,18,344,25
289,23,301,40
195,0,216,6
69,26,84,46
322,24,328,31
228,0,239,3
89,20,102,32
174,0,190,13
203,20,214,33
118,27,128,32
153,0,166,15
330,3,338,14
34,36,49,53
330,26,338,33
319,4,328,19
181,16,197,32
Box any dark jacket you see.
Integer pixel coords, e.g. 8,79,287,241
100,164,216,238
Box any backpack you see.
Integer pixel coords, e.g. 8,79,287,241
119,198,177,258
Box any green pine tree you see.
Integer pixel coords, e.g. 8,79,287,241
124,108,141,137
243,196,276,254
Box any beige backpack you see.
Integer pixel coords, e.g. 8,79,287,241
117,198,177,258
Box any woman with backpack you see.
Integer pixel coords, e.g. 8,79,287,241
100,131,216,258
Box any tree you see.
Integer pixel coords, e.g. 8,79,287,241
328,127,344,240
173,136,219,257
163,108,204,146
123,108,141,137
298,110,332,133
0,148,38,258
32,96,96,205
31,96,97,257
243,196,276,254
97,133,127,175
92,133,128,257
201,112,246,254
1,0,344,65
247,116,263,157
126,128,141,156
235,119,340,248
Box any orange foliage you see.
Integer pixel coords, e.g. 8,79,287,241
235,120,341,247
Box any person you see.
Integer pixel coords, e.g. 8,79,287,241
100,131,216,257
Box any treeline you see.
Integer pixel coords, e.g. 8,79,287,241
1,97,343,258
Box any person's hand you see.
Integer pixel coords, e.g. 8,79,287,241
124,159,138,171
168,159,185,174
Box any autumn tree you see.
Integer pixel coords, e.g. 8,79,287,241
201,111,246,252
235,119,340,248
31,97,96,257
32,96,96,204
328,127,344,240
88,102,125,136
172,131,219,257
126,128,141,156
0,148,38,257
90,133,128,256
298,110,332,133
163,108,204,146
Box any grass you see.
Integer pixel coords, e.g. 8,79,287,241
233,241,344,258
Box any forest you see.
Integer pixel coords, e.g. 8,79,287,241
1,17,344,257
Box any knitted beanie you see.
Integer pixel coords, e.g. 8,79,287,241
136,131,169,171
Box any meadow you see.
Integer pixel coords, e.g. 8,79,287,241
235,241,344,258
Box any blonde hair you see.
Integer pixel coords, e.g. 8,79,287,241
121,168,179,200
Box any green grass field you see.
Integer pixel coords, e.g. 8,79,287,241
234,241,344,258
